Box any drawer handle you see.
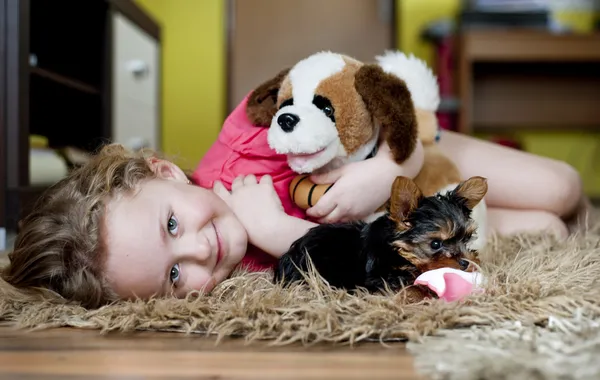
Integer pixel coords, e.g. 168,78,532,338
126,60,150,78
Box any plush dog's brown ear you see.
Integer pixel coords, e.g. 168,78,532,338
246,68,290,126
355,64,418,163
389,176,423,227
453,176,488,209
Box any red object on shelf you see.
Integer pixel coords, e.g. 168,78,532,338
490,136,523,150
433,35,458,132
437,36,454,98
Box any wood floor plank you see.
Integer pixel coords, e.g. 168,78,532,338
0,327,425,379
0,326,406,353
0,351,419,379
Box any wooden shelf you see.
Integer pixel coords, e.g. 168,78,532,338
458,29,600,134
463,29,600,62
30,67,100,95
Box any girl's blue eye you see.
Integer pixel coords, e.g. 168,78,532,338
170,263,181,284
167,215,178,235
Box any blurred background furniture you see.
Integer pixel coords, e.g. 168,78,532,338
420,0,600,200
0,0,161,244
457,29,600,135
227,0,397,112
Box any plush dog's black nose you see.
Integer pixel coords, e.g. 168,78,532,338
277,113,300,132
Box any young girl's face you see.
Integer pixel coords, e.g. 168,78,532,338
102,159,248,300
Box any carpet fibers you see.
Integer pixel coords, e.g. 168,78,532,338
1,220,600,379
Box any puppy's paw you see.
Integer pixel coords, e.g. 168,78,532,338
273,251,309,286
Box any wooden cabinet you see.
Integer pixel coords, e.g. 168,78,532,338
457,29,600,135
0,0,161,239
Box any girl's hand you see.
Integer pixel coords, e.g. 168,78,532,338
213,174,285,246
306,139,424,223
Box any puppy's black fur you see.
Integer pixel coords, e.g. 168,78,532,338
273,215,416,291
273,176,488,293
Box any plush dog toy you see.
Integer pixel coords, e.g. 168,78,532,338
246,49,487,249
245,50,418,176
285,52,467,211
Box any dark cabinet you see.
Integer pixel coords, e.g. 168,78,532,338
0,0,161,245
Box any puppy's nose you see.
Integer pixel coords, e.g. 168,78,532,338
277,113,300,132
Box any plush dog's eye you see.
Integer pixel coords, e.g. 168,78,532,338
430,239,442,250
312,95,335,122
458,259,469,270
279,98,293,109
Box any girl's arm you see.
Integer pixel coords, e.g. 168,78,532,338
213,175,318,258
251,213,317,258
305,138,424,223
375,137,424,178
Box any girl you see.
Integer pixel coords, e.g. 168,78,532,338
2,91,588,309
1,137,421,308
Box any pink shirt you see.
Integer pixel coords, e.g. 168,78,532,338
191,94,308,272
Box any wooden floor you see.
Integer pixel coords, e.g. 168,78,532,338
0,325,424,379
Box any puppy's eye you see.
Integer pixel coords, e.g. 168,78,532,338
322,105,333,117
458,259,469,270
430,239,442,250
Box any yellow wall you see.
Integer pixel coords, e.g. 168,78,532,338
396,0,600,197
396,0,461,69
134,0,225,171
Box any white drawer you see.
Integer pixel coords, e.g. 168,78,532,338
113,12,158,106
112,11,160,150
113,97,159,151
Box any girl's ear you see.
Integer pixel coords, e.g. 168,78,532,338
147,158,188,183
246,67,290,126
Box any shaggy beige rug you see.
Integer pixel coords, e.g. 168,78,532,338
1,218,600,379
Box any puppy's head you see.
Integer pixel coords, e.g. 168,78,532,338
387,176,488,273
246,51,417,174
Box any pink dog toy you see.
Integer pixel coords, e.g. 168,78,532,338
415,268,485,302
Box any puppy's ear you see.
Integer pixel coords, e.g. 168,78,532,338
355,64,418,163
246,68,291,126
389,176,423,225
453,176,488,209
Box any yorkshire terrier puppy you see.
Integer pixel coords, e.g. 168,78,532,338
273,176,488,294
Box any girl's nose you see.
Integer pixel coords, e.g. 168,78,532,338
194,233,212,261
177,233,211,262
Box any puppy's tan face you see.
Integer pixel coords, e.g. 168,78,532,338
388,176,488,275
267,52,378,174
392,226,480,274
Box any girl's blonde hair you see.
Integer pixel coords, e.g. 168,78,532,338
1,144,158,308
